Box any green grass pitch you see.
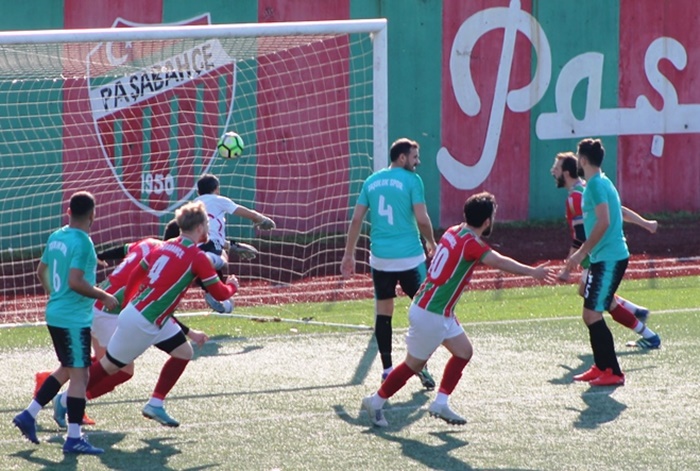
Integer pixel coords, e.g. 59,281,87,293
1,276,699,470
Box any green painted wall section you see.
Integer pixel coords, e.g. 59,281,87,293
529,0,620,220
0,4,65,251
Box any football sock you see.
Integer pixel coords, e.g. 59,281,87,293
375,314,393,370
152,357,189,400
147,397,164,408
639,325,657,338
588,319,622,376
86,370,134,400
433,392,449,406
35,374,61,407
26,400,42,418
66,396,86,428
614,295,643,312
86,361,111,393
378,362,414,400
438,356,470,395
608,303,639,330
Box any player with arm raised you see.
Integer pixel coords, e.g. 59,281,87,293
13,192,118,454
85,201,237,427
194,173,273,313
551,152,661,349
361,192,554,427
341,138,438,390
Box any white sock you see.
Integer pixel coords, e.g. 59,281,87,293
67,423,81,439
371,393,387,410
59,391,67,408
434,392,449,406
616,296,643,312
382,366,393,376
640,326,657,339
148,397,164,408
27,400,42,418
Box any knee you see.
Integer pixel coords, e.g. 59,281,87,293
171,342,194,360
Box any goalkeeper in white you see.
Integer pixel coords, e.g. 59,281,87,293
194,173,276,313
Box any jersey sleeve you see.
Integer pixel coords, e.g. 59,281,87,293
192,251,222,287
357,181,369,207
410,174,426,205
588,178,607,207
217,195,239,215
70,236,92,272
462,237,490,262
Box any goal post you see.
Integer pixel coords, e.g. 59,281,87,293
0,19,386,325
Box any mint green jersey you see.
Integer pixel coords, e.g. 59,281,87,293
582,173,629,263
40,226,97,328
357,167,426,259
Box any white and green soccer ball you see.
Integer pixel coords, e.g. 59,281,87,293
217,131,245,159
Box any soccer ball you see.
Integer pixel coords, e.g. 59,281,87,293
217,131,245,159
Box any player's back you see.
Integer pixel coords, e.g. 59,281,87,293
582,173,628,262
360,167,425,259
97,237,163,311
42,226,97,328
130,236,215,325
414,225,491,317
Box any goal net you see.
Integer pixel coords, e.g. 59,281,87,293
0,19,387,325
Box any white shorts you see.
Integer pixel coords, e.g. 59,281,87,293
405,304,464,361
106,304,181,365
91,307,119,348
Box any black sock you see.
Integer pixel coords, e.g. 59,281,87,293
588,319,622,376
375,314,393,370
66,396,87,425
35,375,62,407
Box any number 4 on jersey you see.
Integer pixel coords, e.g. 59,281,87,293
378,195,394,225
147,255,170,284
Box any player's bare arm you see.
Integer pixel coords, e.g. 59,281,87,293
566,202,609,272
233,206,275,230
413,203,437,257
68,268,118,310
621,206,658,233
341,204,368,278
483,251,555,282
36,262,50,293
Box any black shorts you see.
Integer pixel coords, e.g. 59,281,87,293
371,266,425,300
583,258,629,312
199,239,223,255
48,325,92,368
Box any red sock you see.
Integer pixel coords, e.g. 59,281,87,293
609,302,639,330
86,370,133,400
378,362,414,399
152,357,189,400
86,361,110,392
438,356,470,395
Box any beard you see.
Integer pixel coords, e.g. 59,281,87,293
555,175,566,188
577,165,585,178
482,224,493,237
403,161,416,172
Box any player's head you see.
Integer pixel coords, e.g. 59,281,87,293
175,201,209,243
163,218,181,240
464,192,497,237
390,138,420,172
552,152,578,188
197,174,220,195
68,191,96,226
577,138,605,170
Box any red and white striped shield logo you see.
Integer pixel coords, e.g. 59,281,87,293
86,14,237,215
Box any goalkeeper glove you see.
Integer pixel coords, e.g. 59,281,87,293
255,216,276,230
230,241,258,260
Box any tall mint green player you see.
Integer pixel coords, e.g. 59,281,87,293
342,138,438,389
13,191,118,455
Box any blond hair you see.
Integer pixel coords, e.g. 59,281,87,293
175,201,207,232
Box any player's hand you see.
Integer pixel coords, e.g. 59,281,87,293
565,249,586,274
226,275,240,290
187,329,209,348
97,259,109,268
557,268,571,282
645,220,658,234
425,240,437,258
531,261,556,283
340,255,355,279
230,241,258,260
255,216,276,230
101,293,119,311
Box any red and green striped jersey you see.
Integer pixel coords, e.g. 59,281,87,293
414,225,491,317
128,236,221,326
565,181,585,242
95,238,163,313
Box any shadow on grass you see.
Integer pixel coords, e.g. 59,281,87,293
566,388,627,430
191,334,262,360
333,392,538,471
10,432,218,470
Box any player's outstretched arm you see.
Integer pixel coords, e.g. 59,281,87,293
622,206,658,234
234,206,276,230
341,204,368,279
482,251,555,282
